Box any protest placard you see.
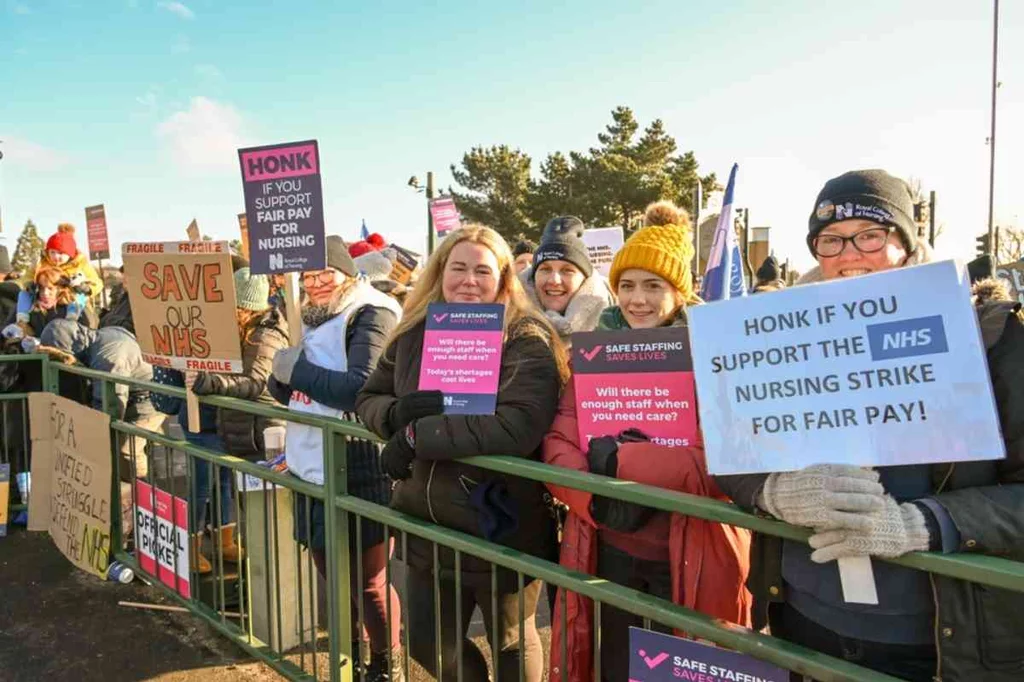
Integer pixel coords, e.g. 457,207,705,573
0,464,9,537
418,303,504,414
389,245,418,285
84,204,110,260
28,393,112,579
429,197,461,238
689,260,1005,475
122,241,243,373
572,327,698,448
996,261,1024,305
238,139,326,275
135,480,191,598
186,218,200,242
237,212,251,261
582,226,624,278
629,628,788,682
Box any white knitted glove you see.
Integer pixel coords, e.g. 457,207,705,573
808,496,931,563
759,464,885,531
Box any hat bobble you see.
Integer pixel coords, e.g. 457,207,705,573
233,268,271,311
609,201,695,297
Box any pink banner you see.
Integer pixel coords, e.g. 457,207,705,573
429,197,461,237
418,303,504,414
240,142,319,182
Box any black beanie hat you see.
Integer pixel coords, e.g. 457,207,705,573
966,255,993,284
531,216,593,280
756,255,781,283
512,238,537,258
808,169,917,256
325,235,357,277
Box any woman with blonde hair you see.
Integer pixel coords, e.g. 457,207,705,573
357,224,568,682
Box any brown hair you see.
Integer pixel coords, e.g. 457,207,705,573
235,307,269,345
34,266,74,306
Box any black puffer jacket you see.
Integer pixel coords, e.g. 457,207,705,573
716,281,1024,682
356,316,562,591
192,308,289,459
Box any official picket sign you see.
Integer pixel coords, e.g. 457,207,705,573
688,260,1005,475
84,204,110,260
239,139,326,275
581,226,624,278
429,197,461,238
628,628,788,682
418,303,504,414
135,480,191,599
122,240,243,373
571,327,698,448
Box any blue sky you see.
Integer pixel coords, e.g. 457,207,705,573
2,0,1022,270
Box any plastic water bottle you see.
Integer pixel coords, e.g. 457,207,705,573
107,561,135,584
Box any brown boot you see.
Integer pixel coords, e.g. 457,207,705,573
218,523,244,563
191,533,212,574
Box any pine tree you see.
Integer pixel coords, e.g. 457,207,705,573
11,219,44,274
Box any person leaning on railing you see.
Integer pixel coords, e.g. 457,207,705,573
542,201,753,682
715,169,1024,682
356,224,569,682
268,235,404,682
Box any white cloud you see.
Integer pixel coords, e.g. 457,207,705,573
157,1,193,20
0,135,71,172
135,89,158,111
157,97,248,175
194,64,222,79
11,3,31,15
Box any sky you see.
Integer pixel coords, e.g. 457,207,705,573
1,0,1022,271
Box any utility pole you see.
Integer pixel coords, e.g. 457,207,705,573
929,190,937,247
426,171,436,255
986,0,1000,254
692,179,702,285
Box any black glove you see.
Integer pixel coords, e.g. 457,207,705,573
586,436,619,477
381,428,416,481
591,495,655,533
389,390,445,434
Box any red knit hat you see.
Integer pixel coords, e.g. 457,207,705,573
46,223,79,258
348,233,386,258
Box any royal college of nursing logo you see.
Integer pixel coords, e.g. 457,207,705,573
816,200,835,221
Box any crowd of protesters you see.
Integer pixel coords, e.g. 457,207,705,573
1,167,1022,682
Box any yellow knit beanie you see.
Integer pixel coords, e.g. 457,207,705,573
609,200,696,301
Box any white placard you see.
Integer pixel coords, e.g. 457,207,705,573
581,226,624,278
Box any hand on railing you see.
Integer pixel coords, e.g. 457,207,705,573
758,464,886,532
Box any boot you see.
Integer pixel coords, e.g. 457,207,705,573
365,649,404,682
218,523,244,563
191,533,212,574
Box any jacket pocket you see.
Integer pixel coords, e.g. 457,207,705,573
973,584,1024,670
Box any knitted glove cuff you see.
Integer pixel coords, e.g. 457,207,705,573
900,502,932,554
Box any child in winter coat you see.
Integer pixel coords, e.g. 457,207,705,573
16,224,102,324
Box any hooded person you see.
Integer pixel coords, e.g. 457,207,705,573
520,216,615,345
716,169,1024,682
16,224,102,324
753,255,785,293
542,200,751,682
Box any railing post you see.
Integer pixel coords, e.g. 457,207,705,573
41,355,58,394
324,425,353,682
99,376,125,561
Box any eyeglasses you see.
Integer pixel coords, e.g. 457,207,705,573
301,270,337,287
812,226,896,258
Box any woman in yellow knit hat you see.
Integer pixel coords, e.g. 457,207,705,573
541,200,751,682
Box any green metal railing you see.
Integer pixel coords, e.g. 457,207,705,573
3,353,1023,682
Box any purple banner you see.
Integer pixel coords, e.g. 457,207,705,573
429,197,461,238
419,303,504,414
629,628,788,682
238,139,326,275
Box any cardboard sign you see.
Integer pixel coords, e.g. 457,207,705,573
389,245,418,285
135,480,191,598
239,139,326,275
122,241,243,373
84,204,110,260
237,212,251,261
996,261,1024,305
429,197,461,238
572,327,698,448
28,393,112,578
418,303,504,414
582,226,624,278
186,218,200,242
629,628,788,682
0,464,9,537
688,260,1005,475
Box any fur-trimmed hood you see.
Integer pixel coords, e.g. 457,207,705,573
520,268,615,343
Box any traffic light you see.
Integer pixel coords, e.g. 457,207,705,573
976,233,991,257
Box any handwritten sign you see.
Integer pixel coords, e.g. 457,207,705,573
418,303,504,414
629,628,788,682
84,204,110,260
239,139,326,275
28,393,112,578
689,260,1005,475
582,226,623,278
995,261,1024,305
572,327,698,448
135,480,191,598
122,241,243,373
429,197,461,238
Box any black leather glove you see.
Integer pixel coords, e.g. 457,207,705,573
389,390,445,434
381,427,416,480
586,436,619,477
590,495,655,533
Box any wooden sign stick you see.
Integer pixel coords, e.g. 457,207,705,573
284,272,302,347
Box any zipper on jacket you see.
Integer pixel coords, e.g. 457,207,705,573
930,574,942,682
426,462,439,524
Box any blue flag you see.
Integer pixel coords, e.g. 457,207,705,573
700,163,747,301
360,219,370,240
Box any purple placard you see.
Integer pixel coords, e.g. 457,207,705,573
629,629,789,682
238,140,326,275
419,303,504,414
429,197,461,238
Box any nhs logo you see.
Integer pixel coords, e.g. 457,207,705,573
866,315,949,361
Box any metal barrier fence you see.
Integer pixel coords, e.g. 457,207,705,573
3,353,1023,682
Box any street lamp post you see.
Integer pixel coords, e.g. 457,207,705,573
986,0,1000,255
409,171,437,255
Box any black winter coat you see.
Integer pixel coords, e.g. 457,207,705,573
356,316,561,591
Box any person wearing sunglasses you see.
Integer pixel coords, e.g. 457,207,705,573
716,169,1024,681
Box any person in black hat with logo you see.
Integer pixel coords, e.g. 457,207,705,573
717,169,1024,681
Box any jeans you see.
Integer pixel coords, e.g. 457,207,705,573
188,431,233,529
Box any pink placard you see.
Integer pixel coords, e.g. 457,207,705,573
240,142,319,182
418,303,504,414
135,480,191,598
430,197,461,237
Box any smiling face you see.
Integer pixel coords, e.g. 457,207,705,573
302,268,346,306
47,249,70,266
814,219,908,281
442,240,501,304
533,259,585,314
616,268,683,328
